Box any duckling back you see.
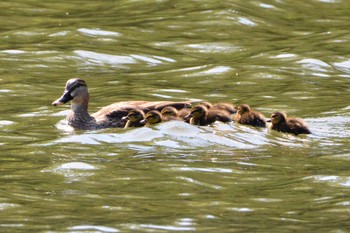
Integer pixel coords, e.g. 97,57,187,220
234,104,266,127
270,112,311,135
185,105,232,126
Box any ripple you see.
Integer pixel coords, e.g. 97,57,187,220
238,17,256,26
74,50,136,65
333,60,350,73
297,58,331,72
78,28,121,37
58,162,97,170
0,120,14,127
1,50,26,54
69,225,119,233
170,167,233,173
306,175,350,187
185,42,241,53
130,223,195,231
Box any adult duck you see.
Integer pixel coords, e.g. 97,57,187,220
268,111,311,135
234,104,266,127
52,78,191,130
184,105,232,126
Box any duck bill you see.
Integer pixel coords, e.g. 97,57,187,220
52,91,73,106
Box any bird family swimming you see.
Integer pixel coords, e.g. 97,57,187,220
52,79,311,135
52,78,191,130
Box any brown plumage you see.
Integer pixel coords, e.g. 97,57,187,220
269,111,311,135
199,101,236,114
160,107,182,121
184,105,232,126
212,103,236,114
122,109,145,128
234,104,266,127
52,78,191,130
140,110,162,126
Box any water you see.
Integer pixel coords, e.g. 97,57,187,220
1,0,350,232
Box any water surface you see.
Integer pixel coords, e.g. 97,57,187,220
1,0,350,232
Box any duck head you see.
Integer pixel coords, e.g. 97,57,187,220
52,78,89,107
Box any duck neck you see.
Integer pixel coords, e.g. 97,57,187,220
67,101,97,130
71,101,89,115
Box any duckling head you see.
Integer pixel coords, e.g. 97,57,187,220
237,104,250,115
123,109,145,122
270,111,287,125
184,105,208,121
199,102,213,109
161,106,178,117
141,110,162,125
52,78,89,107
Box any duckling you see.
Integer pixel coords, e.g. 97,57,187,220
140,110,162,126
268,111,311,135
52,78,192,130
199,101,236,114
213,103,236,114
122,109,145,128
184,105,232,126
234,104,266,127
160,107,181,121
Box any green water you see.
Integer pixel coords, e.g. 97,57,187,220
1,0,350,232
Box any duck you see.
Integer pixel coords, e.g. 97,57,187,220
184,105,232,126
268,111,311,135
140,110,162,126
234,104,266,127
122,109,145,128
52,78,191,130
